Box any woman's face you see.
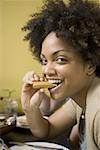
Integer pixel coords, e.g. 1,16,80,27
40,32,94,102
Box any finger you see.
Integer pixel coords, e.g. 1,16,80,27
23,71,36,84
40,76,45,81
30,89,45,107
40,75,48,81
21,83,33,93
33,74,40,81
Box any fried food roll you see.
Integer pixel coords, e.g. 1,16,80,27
33,81,56,89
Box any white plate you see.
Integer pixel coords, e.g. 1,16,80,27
16,115,48,129
10,141,69,150
16,115,29,129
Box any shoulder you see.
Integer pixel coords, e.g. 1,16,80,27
86,78,100,115
87,78,100,98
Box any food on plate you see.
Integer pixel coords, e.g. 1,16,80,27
0,115,16,128
0,115,16,135
0,116,7,128
33,81,56,89
17,115,28,127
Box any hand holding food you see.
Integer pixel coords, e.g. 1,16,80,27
21,71,52,113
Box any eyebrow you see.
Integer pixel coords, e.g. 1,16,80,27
41,49,66,58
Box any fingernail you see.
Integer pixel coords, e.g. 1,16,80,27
39,88,44,93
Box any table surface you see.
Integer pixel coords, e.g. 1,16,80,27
1,125,70,149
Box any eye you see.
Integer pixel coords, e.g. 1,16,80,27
56,57,68,64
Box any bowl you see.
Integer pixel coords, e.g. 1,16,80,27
0,116,16,136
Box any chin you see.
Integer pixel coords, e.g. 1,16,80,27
50,93,66,101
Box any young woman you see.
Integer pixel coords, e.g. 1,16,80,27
21,0,100,149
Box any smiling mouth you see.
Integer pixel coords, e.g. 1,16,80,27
48,79,62,89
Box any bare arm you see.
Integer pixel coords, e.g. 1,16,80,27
21,71,76,139
21,82,49,138
69,124,80,149
21,83,75,138
40,97,66,116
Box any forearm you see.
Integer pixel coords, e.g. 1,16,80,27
40,98,66,116
25,105,49,138
69,124,79,149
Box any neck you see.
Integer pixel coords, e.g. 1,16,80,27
72,90,87,111
72,77,95,111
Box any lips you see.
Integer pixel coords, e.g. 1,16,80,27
47,79,63,91
47,79,64,100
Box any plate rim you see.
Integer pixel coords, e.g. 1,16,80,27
26,141,69,150
10,141,69,150
16,115,29,129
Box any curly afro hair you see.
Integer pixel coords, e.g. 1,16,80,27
22,0,100,77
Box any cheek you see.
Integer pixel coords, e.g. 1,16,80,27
58,65,75,77
61,65,86,85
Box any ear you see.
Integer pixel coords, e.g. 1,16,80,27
86,63,96,76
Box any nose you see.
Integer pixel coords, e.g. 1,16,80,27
43,62,56,77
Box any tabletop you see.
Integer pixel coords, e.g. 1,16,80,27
0,115,71,149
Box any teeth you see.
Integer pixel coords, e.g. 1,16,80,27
48,79,62,84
